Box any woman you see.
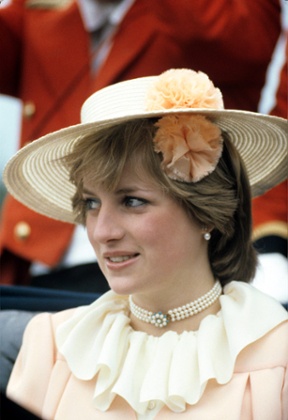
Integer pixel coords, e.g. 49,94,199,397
4,69,288,419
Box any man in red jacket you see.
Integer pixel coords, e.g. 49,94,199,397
251,39,287,306
253,40,287,257
0,0,285,292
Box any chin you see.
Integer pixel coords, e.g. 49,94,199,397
106,276,141,296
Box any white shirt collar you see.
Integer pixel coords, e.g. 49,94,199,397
77,0,134,32
56,282,288,415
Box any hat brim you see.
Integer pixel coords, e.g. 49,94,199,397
3,108,287,224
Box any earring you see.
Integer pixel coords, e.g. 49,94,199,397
203,231,211,241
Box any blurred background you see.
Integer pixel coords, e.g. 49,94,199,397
1,2,287,208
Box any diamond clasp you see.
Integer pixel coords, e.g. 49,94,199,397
150,312,171,328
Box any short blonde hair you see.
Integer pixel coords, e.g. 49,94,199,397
65,118,257,285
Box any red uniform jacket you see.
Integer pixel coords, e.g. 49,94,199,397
0,0,283,283
252,40,287,244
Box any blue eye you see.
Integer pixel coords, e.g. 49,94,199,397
124,197,147,207
83,198,100,211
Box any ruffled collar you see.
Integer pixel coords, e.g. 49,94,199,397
56,282,287,415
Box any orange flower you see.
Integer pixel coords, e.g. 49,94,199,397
146,69,224,182
146,69,224,111
153,115,223,182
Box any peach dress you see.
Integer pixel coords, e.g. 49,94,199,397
7,282,288,419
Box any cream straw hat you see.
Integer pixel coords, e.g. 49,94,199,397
3,69,287,224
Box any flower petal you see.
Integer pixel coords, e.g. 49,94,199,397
146,69,224,111
153,115,223,182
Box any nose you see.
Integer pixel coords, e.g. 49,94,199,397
88,205,125,244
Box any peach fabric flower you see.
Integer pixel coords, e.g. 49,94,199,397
146,69,224,111
146,69,224,182
153,115,223,182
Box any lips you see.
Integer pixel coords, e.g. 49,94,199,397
108,255,134,263
104,253,139,264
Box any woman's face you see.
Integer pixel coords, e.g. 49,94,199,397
83,164,210,298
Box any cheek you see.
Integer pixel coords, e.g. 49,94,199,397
139,214,183,261
85,217,96,246
156,209,202,256
139,213,172,244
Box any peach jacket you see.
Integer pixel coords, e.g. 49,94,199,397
7,282,288,419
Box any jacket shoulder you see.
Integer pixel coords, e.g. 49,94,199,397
236,320,288,372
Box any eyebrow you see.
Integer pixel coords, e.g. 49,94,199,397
82,187,97,195
116,187,143,195
82,186,145,196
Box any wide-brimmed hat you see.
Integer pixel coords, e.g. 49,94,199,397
3,69,287,224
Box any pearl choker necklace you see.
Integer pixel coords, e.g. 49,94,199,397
129,280,222,328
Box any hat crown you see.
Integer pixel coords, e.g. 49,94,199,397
81,69,224,125
81,77,155,124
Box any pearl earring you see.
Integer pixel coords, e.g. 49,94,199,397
203,231,211,241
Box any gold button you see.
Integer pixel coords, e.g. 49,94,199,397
148,401,156,410
23,101,36,118
14,222,31,241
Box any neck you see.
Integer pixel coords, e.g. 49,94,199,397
129,280,222,336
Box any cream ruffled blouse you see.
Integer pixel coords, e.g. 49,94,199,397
56,282,287,417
